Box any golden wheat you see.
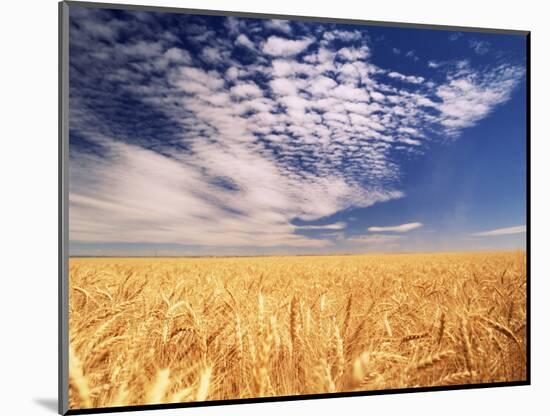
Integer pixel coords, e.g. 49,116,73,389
68,251,527,409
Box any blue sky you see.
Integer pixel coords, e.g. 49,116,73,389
68,6,527,256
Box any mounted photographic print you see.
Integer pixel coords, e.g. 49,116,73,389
59,1,529,414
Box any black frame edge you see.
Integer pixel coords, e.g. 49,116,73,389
64,380,530,415
525,31,531,385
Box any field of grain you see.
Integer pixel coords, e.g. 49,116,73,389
68,251,527,409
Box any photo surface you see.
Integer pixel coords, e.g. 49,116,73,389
67,4,528,411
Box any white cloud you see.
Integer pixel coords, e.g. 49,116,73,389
405,50,418,61
230,81,263,99
235,34,256,50
472,225,526,237
263,36,313,57
309,75,337,96
120,40,163,57
70,135,400,248
388,71,425,84
264,19,293,35
368,222,423,232
270,78,299,96
399,137,422,146
225,66,243,80
175,66,224,90
370,91,386,102
398,126,419,135
435,63,525,135
78,16,121,42
297,222,347,231
201,46,224,64
337,46,370,61
330,84,370,102
449,33,462,41
164,47,192,64
469,40,490,55
323,30,362,42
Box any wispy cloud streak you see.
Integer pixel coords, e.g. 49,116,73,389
472,225,526,237
368,222,423,233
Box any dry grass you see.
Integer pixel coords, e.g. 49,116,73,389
68,251,527,409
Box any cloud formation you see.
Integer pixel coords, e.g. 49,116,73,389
469,40,491,55
297,222,347,231
263,36,314,57
68,8,525,252
368,222,423,233
435,62,524,135
472,225,526,237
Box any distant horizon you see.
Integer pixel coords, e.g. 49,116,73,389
68,8,526,257
69,247,527,259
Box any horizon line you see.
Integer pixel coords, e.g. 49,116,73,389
69,247,527,259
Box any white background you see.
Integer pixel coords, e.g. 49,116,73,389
1,0,548,414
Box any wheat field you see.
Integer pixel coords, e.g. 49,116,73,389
68,251,527,409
